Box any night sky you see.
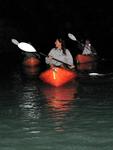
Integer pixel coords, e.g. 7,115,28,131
0,0,113,58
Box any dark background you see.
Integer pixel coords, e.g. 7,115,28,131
0,0,113,59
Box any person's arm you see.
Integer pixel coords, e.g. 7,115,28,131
45,49,54,64
65,49,75,69
45,55,53,64
45,48,62,66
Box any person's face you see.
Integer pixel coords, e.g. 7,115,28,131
55,39,62,48
85,40,90,45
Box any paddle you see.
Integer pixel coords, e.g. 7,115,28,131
68,33,84,46
11,39,73,67
89,72,113,77
11,39,37,52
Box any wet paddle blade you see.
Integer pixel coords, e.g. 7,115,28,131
18,42,37,52
68,33,77,41
11,39,19,45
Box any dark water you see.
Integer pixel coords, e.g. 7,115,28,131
0,53,113,150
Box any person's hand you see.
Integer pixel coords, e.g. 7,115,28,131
48,55,53,61
69,65,75,71
50,64,54,68
70,65,75,69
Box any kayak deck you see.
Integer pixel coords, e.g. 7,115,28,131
39,67,77,87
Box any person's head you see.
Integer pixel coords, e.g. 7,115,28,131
55,38,65,48
55,38,66,54
85,39,91,45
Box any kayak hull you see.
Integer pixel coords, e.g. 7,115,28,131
39,67,77,87
23,57,40,67
76,54,96,64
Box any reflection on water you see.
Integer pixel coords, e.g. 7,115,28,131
22,65,41,77
77,62,97,72
19,83,41,119
42,82,78,111
40,81,78,132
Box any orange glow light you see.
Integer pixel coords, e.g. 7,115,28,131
39,67,77,87
23,57,40,67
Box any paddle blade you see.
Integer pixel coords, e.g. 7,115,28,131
68,33,77,41
89,73,104,76
11,39,19,45
18,42,37,52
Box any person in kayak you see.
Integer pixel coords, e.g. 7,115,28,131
45,38,75,69
82,39,97,56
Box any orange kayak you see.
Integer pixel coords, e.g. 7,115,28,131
76,54,96,64
39,67,77,87
23,57,40,67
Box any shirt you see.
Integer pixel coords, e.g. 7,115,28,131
82,45,93,55
45,48,74,67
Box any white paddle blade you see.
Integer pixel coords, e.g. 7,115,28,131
11,39,19,45
18,42,37,52
68,33,77,41
89,73,104,76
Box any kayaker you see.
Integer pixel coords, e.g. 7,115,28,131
82,39,97,56
45,38,75,69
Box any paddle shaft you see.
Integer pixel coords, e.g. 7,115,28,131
38,52,72,66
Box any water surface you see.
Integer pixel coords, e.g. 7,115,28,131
0,53,113,150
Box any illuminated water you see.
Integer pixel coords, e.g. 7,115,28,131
0,53,113,150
